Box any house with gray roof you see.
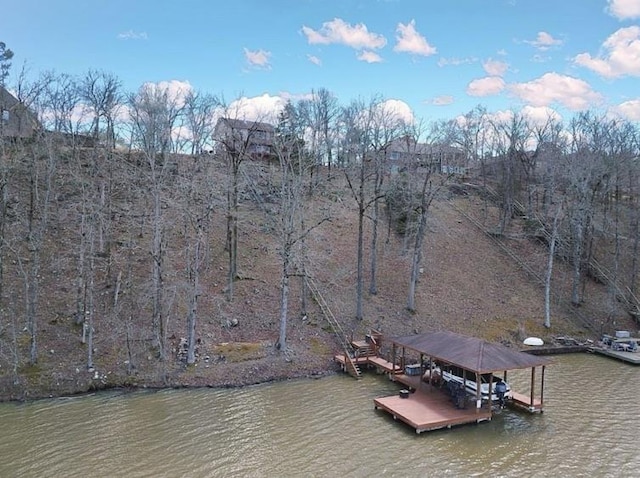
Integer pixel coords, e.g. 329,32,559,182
0,86,40,139
213,117,275,159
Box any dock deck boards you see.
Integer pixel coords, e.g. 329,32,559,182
374,387,492,433
590,347,640,365
367,356,402,374
510,391,543,412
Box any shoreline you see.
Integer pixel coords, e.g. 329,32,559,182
2,344,624,404
0,352,338,404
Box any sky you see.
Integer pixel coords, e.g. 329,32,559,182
3,0,640,127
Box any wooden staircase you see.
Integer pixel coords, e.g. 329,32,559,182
305,276,362,379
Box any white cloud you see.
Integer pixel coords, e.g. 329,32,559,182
509,72,602,110
437,57,477,67
612,98,640,120
483,59,508,77
431,95,454,106
117,30,148,40
357,50,383,63
466,77,506,96
607,0,640,19
301,18,387,50
244,48,271,69
140,79,193,107
307,54,322,66
226,93,287,123
379,99,414,124
485,109,515,125
525,31,563,50
574,26,640,78
520,105,563,126
531,53,551,63
393,20,436,56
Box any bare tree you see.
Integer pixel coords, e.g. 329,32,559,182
16,138,57,364
309,88,339,178
544,200,564,328
530,114,566,328
5,72,57,365
367,102,405,295
0,41,14,300
565,112,608,306
182,90,218,155
628,129,640,307
273,102,328,350
340,99,374,320
128,82,182,361
214,106,273,301
176,153,215,364
80,70,121,148
41,72,81,136
439,106,490,221
490,113,533,233
406,167,439,312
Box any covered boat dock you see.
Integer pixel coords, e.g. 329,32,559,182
373,331,551,432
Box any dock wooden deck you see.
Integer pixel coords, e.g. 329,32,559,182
374,387,492,434
367,355,402,374
334,354,403,374
590,347,640,365
510,391,543,413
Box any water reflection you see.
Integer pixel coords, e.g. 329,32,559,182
0,353,638,477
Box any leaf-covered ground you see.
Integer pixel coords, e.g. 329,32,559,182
0,158,634,401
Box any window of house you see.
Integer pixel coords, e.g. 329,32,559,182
1,110,8,122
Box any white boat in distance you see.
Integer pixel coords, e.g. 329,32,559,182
427,365,512,402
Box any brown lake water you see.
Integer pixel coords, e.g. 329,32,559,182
0,353,638,477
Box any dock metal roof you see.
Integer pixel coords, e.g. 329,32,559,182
389,331,551,374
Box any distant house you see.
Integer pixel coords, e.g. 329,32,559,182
386,136,467,175
213,117,275,159
386,136,429,172
431,144,468,176
0,85,40,139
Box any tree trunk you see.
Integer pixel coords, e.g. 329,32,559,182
226,160,239,301
369,166,383,296
407,205,427,312
629,204,640,302
369,195,379,295
86,218,95,370
356,201,364,320
406,173,433,312
544,205,562,328
75,209,87,326
187,238,201,365
27,253,39,365
571,219,583,306
152,186,165,359
277,255,290,350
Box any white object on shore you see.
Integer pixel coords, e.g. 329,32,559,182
523,337,544,346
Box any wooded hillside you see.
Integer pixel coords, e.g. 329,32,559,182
1,70,638,401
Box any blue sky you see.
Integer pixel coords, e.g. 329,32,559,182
3,0,640,125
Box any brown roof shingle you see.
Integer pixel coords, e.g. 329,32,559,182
389,331,551,373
